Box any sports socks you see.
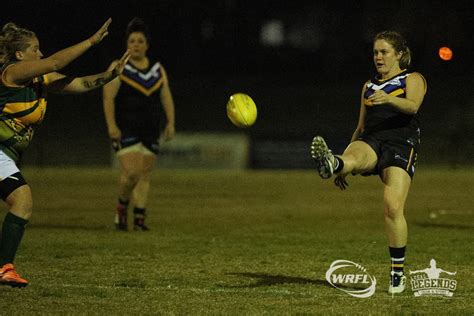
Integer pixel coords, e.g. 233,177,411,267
0,212,29,266
115,198,129,230
389,246,406,274
118,198,129,209
133,207,149,230
133,207,145,222
334,156,344,173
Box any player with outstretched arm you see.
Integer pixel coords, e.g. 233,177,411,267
0,19,130,287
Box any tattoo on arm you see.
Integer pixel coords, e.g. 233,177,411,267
82,72,115,89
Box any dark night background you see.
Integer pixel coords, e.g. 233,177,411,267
2,0,473,167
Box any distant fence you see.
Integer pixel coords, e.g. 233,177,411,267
110,132,250,169
20,75,474,168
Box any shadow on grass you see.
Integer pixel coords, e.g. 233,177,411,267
224,272,331,289
414,221,474,230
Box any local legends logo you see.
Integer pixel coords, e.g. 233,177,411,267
325,260,377,298
409,259,457,297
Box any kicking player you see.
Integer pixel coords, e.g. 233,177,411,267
311,31,427,294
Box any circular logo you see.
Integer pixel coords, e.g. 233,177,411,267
325,260,377,298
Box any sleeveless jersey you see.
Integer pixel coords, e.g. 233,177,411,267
363,71,420,137
0,64,48,162
116,61,165,138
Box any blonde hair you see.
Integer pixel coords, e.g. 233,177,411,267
374,31,411,69
0,22,36,64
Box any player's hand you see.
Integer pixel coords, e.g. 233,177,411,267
334,174,349,190
368,90,393,105
108,125,122,141
112,50,131,76
89,18,112,45
163,123,175,141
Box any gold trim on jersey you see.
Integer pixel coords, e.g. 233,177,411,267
364,88,404,106
389,88,405,97
119,75,163,97
406,148,414,171
2,98,47,125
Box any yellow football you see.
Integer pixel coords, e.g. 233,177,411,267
226,93,257,128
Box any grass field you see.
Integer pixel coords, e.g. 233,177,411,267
0,166,473,315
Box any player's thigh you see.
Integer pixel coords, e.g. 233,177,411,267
343,140,378,171
5,184,33,217
381,167,411,211
118,150,143,175
141,153,157,176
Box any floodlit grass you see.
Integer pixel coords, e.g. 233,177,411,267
0,166,473,314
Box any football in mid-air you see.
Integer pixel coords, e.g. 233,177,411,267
226,93,257,128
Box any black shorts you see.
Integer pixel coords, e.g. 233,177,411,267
358,130,419,179
112,136,159,155
0,172,27,200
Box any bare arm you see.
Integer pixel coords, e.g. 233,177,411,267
46,51,130,94
102,60,122,140
350,82,369,142
4,19,113,86
368,72,427,114
160,66,176,141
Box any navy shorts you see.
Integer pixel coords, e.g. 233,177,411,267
112,136,159,155
358,130,419,179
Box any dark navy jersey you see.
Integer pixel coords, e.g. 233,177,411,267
115,61,165,138
363,71,420,138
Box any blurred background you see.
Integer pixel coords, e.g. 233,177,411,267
3,0,473,168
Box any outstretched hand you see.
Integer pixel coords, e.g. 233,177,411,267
89,18,112,45
334,174,349,190
112,50,131,76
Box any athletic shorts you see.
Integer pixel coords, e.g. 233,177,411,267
0,149,27,200
358,130,419,179
112,136,159,155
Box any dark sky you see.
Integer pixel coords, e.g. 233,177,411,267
2,0,472,81
2,0,473,162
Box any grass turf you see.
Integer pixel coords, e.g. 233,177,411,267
0,166,473,314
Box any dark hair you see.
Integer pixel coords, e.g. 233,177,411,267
125,17,150,43
0,22,36,63
374,31,411,69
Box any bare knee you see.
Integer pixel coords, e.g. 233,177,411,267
121,169,141,185
139,168,153,182
339,141,377,174
384,200,404,221
338,152,363,175
6,185,33,220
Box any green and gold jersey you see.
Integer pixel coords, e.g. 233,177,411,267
0,64,48,162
